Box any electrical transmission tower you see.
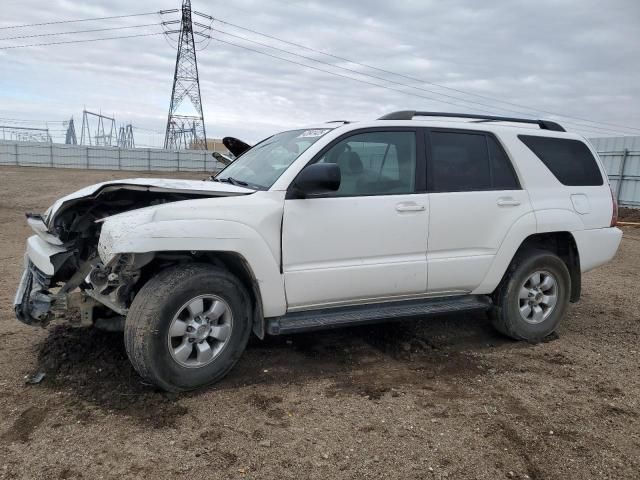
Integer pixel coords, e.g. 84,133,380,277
164,0,207,150
64,117,77,145
80,110,116,146
117,124,135,148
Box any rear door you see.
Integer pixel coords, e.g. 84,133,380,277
425,128,532,293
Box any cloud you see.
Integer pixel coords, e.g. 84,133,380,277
0,0,638,145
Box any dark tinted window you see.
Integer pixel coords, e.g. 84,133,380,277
488,136,519,190
519,135,603,186
428,131,519,192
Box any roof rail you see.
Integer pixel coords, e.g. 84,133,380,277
377,110,565,132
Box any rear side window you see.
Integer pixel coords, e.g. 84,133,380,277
519,135,603,186
428,131,520,192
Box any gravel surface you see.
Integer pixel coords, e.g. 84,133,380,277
0,166,638,480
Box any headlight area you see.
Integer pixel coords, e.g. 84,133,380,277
15,246,155,330
14,236,81,327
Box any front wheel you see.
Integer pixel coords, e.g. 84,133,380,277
491,250,571,342
124,263,252,392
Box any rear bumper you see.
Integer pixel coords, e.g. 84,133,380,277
573,227,623,272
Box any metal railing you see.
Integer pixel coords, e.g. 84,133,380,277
1,139,639,208
597,149,640,208
0,140,225,173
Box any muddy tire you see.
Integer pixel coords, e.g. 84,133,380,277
491,250,571,343
124,263,252,392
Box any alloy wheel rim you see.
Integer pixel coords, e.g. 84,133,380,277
518,270,558,325
167,294,233,368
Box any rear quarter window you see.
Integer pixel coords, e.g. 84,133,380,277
518,135,603,186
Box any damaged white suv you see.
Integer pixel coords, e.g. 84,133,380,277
15,111,622,391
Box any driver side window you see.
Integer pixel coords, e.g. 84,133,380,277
316,131,416,196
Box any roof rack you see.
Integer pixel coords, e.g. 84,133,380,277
377,110,565,132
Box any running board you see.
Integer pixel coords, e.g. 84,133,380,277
266,295,492,335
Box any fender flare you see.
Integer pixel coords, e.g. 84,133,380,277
99,218,286,318
472,209,583,295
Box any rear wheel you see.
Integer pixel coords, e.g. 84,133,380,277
124,263,251,392
491,250,571,342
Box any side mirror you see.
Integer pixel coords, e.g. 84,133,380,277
291,163,341,198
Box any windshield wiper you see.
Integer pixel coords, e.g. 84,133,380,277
217,176,250,187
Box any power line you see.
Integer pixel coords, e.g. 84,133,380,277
201,34,616,136
0,10,632,136
0,32,165,50
198,32,627,136
206,26,630,136
0,11,174,30
211,16,640,134
0,23,162,41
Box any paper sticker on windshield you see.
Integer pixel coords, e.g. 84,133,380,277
297,129,330,138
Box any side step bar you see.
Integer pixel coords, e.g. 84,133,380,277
266,295,492,335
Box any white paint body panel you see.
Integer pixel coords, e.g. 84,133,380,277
46,178,251,221
282,194,429,308
98,191,287,317
427,189,532,293
26,235,67,275
573,227,622,272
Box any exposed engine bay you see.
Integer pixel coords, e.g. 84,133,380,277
14,179,251,329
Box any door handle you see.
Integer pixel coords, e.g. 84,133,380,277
497,197,521,207
395,202,426,212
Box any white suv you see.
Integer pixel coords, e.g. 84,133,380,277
14,111,622,391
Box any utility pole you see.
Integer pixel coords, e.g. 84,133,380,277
164,0,207,150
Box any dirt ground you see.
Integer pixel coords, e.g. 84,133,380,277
0,166,638,480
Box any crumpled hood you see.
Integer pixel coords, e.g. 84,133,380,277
45,177,253,226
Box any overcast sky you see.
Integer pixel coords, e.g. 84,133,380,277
1,0,639,146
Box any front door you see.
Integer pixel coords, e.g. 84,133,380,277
282,129,428,310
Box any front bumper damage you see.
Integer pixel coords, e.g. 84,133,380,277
14,261,49,325
14,234,70,326
14,250,96,327
14,234,150,329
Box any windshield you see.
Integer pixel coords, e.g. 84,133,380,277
215,128,332,189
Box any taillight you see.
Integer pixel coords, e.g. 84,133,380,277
610,186,618,227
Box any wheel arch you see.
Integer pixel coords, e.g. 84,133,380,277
131,250,270,339
490,231,581,303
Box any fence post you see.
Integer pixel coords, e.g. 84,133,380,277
14,142,19,166
177,150,181,172
117,147,121,170
50,143,54,167
616,148,629,204
147,148,151,171
86,146,90,169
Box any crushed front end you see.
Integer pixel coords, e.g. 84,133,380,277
13,178,251,328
